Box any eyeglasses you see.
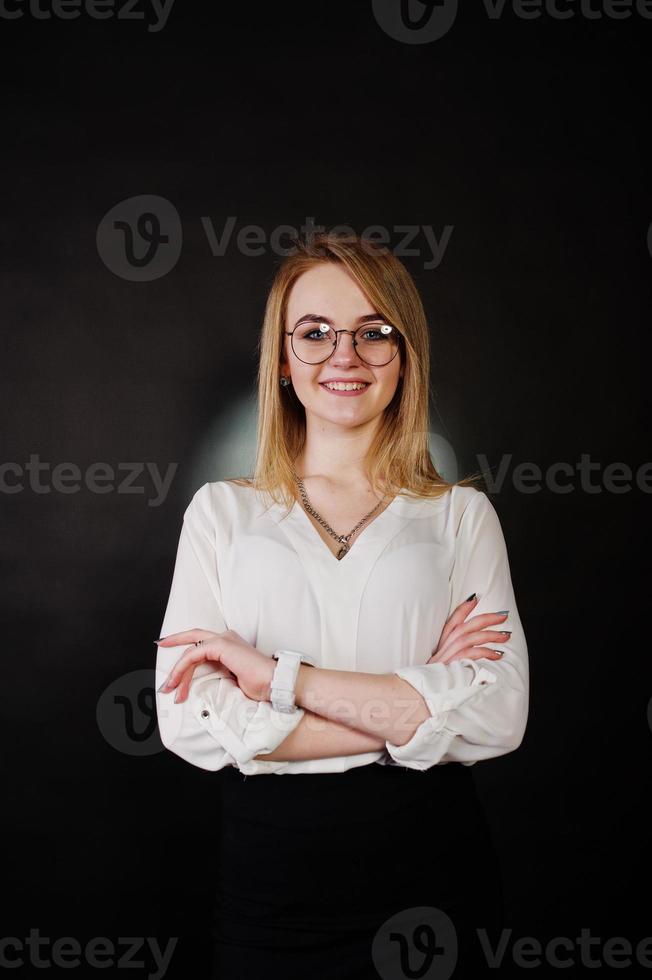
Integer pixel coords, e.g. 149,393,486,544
285,322,402,366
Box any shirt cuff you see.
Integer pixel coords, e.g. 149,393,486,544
385,658,498,770
187,671,305,773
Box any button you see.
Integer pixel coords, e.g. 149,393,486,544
201,709,210,718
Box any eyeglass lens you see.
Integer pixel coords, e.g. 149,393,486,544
292,323,399,365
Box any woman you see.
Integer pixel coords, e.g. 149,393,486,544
155,233,529,979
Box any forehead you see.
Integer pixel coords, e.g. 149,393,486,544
286,263,375,321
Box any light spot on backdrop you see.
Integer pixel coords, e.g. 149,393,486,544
187,395,459,496
186,395,259,499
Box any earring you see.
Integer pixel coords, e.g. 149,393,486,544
280,376,291,387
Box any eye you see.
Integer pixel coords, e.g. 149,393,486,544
302,325,332,341
361,323,393,340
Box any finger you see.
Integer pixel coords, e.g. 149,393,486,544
160,643,221,690
435,641,506,665
457,628,511,648
174,664,196,704
444,612,510,646
429,645,503,665
438,595,479,648
446,647,503,664
439,625,511,657
156,628,218,646
434,630,509,664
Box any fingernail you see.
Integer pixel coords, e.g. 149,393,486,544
466,593,477,602
155,637,166,643
495,652,504,657
496,610,509,616
157,682,169,693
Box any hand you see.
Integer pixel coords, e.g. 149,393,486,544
428,595,510,665
156,628,276,704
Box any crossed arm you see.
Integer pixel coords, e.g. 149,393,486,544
252,666,433,762
157,485,527,774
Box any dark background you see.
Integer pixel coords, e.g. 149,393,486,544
2,1,650,976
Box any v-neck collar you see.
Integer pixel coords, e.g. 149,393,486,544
289,491,402,566
262,487,440,571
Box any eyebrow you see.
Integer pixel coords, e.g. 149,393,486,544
293,313,387,328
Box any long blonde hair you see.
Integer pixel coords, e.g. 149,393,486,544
228,232,484,510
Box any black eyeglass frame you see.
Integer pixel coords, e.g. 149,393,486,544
284,324,403,367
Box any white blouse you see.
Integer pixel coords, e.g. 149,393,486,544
155,480,529,776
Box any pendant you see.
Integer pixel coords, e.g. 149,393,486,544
336,544,349,560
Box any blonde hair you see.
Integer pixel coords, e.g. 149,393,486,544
228,232,484,510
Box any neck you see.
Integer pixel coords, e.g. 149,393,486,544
293,416,386,492
293,454,374,495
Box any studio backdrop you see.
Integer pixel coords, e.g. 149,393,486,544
2,2,650,978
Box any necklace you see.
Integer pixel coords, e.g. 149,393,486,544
291,470,389,560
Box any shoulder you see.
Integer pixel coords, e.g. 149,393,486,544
450,485,505,544
451,483,489,513
184,479,257,522
393,483,491,521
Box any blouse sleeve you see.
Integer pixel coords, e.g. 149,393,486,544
155,483,305,775
384,489,529,770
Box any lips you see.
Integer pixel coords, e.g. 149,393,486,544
319,381,371,388
319,381,371,397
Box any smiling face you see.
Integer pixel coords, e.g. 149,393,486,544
281,262,404,428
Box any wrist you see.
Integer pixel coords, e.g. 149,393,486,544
294,662,317,706
264,656,276,702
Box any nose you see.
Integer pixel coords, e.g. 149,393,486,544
329,331,362,365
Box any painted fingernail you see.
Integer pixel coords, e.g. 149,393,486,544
157,682,169,693
502,631,512,637
466,593,477,602
496,610,509,616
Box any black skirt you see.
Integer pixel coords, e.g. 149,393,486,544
211,759,505,980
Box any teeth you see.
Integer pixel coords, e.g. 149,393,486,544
323,382,368,391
